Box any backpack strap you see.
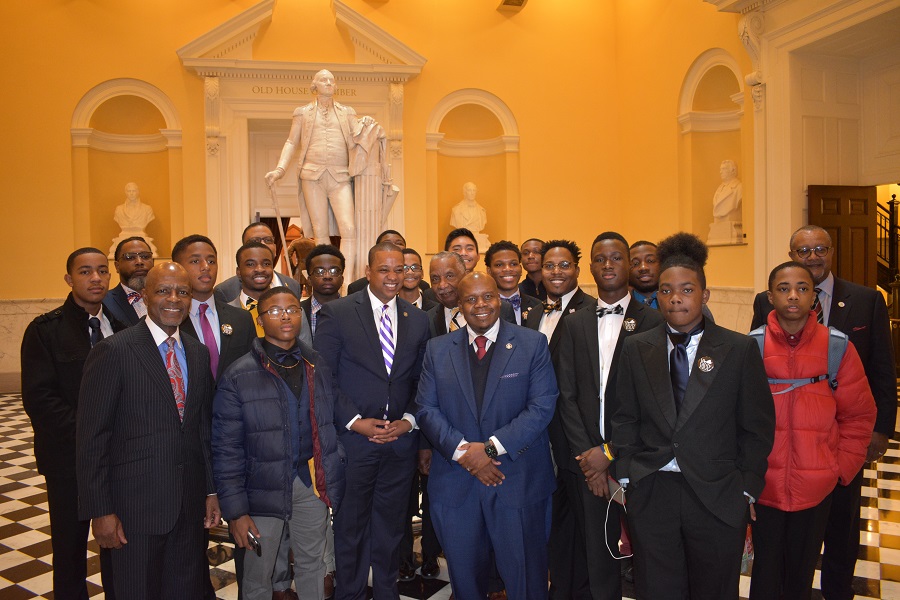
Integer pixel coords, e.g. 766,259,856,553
750,323,847,394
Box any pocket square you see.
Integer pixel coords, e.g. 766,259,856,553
500,373,520,379
852,326,867,331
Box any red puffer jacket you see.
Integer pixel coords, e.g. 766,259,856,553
758,311,876,512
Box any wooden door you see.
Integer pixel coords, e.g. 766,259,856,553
807,185,877,288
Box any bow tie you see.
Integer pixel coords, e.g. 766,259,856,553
506,295,522,311
667,320,705,347
126,291,142,305
543,300,561,314
274,347,303,364
596,305,624,318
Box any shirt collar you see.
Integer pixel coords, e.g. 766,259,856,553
191,298,216,318
122,283,139,296
145,315,182,348
367,286,397,312
817,272,835,297
598,294,631,311
467,318,501,346
500,291,521,300
554,287,578,311
632,289,656,304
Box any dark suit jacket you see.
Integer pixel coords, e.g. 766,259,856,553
522,288,597,469
180,300,256,380
611,322,776,529
514,293,543,326
348,277,429,296
750,277,896,437
21,294,127,478
103,283,140,327
416,320,558,509
314,291,430,457
556,300,664,475
213,273,303,304
77,320,215,535
426,301,518,338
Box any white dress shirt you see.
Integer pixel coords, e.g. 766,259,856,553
90,307,115,339
539,287,578,341
122,283,147,318
189,298,221,353
596,295,630,439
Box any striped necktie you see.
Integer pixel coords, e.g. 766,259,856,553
379,304,395,375
449,307,461,332
812,288,824,324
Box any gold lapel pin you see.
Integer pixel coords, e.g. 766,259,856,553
698,356,714,372
623,318,636,332
221,324,233,336
837,301,845,308
403,311,408,317
506,343,513,349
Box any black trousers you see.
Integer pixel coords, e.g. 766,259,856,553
627,471,746,600
573,474,623,600
45,476,115,600
400,471,442,564
548,469,591,600
820,466,864,600
749,495,833,600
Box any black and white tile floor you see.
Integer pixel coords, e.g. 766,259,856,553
0,392,897,599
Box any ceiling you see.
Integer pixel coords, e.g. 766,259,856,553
798,6,900,59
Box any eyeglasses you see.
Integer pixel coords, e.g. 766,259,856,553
121,252,153,262
791,246,832,259
310,266,343,277
260,306,302,318
248,236,276,245
542,261,575,271
402,265,423,273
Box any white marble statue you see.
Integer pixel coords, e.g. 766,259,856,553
108,182,158,258
450,182,490,250
264,69,393,283
707,160,744,245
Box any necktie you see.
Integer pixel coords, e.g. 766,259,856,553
543,299,561,313
644,294,657,308
596,305,624,318
668,322,704,414
88,316,103,347
198,303,220,379
812,287,824,324
165,338,186,422
449,307,462,332
379,305,394,375
245,297,264,337
506,295,522,311
475,335,488,360
126,291,142,305
311,301,323,337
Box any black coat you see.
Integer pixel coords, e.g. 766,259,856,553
180,299,256,380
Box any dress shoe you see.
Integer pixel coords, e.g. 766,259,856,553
272,589,299,600
399,561,416,582
420,557,440,579
324,571,336,599
620,556,634,583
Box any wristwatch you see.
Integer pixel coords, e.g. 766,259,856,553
484,439,499,459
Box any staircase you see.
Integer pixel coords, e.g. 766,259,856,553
876,195,900,292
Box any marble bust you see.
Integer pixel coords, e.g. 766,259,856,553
108,182,158,258
450,182,490,249
707,160,744,246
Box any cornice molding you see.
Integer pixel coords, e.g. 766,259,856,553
677,109,743,133
175,0,274,61
435,136,520,157
333,0,426,67
70,129,176,152
703,0,785,14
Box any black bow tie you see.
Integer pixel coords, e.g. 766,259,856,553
543,300,561,314
596,305,624,318
274,347,303,364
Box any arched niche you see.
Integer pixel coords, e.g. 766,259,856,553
677,49,746,246
71,78,184,257
426,89,520,253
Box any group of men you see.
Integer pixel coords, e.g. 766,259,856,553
20,219,894,600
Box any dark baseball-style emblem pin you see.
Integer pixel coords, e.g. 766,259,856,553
623,318,636,332
221,323,233,336
698,356,714,372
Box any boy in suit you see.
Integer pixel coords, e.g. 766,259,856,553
611,233,775,600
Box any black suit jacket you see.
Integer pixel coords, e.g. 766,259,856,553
522,288,597,469
103,283,140,327
314,291,430,457
21,294,127,478
425,301,518,337
556,300,664,475
750,277,896,436
180,300,256,380
611,322,776,528
213,273,303,304
77,320,215,535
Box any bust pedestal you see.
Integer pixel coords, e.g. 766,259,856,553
707,221,743,246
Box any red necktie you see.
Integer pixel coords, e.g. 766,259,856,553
165,337,186,422
475,335,488,360
199,303,220,378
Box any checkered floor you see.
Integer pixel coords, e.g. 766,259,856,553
0,392,897,599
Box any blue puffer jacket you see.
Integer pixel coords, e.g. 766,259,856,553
212,339,345,520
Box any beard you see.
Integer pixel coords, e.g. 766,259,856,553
126,275,146,291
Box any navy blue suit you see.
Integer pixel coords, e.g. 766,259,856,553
102,284,140,327
314,290,430,600
417,320,558,600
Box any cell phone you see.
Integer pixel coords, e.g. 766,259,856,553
607,476,625,506
246,530,262,556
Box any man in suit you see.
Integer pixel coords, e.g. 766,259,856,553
314,242,431,600
750,224,896,600
215,222,304,303
519,238,547,301
486,240,542,325
612,233,775,599
103,236,154,327
21,247,122,600
417,272,558,599
522,239,596,600
397,248,436,312
628,240,659,309
556,232,664,600
301,244,344,340
77,262,222,599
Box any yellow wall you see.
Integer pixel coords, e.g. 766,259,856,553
0,0,754,298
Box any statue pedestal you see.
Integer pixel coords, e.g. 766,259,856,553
707,221,744,246
474,232,491,251
109,229,158,259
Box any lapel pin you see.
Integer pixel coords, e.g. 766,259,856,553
506,343,513,349
403,311,408,317
623,318,636,332
698,356,714,372
569,308,575,314
837,301,845,308
221,324,233,336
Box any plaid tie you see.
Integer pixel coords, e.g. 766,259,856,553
165,338,186,422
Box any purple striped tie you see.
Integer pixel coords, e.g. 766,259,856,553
379,304,394,375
